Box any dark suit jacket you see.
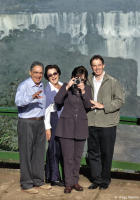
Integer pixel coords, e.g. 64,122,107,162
54,83,92,139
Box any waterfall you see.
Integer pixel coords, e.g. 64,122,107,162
0,12,88,55
95,11,140,95
0,11,140,95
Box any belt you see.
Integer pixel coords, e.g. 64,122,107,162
19,116,44,120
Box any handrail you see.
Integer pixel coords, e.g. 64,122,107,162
0,107,17,116
120,116,140,125
0,107,140,172
0,150,140,172
0,107,140,126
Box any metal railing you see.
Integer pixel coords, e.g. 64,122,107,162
0,107,140,172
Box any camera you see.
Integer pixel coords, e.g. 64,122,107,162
71,77,82,94
73,77,81,85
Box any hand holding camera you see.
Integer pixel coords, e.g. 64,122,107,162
66,78,75,90
73,77,82,85
66,77,85,94
73,77,85,94
77,81,85,94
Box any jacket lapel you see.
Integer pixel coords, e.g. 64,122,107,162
88,73,94,98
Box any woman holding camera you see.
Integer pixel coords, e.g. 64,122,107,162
54,66,92,193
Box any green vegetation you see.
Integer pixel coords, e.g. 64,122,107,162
0,116,18,151
0,151,140,171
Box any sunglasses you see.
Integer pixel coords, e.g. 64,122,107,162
47,72,58,78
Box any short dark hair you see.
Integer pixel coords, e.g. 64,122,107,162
44,64,61,80
71,66,88,81
30,61,44,71
90,55,104,65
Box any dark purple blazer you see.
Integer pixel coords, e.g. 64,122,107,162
54,83,92,139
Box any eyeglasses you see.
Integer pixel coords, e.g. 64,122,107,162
47,72,58,78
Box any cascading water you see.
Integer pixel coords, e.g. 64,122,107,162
0,12,88,55
96,11,140,95
0,11,140,94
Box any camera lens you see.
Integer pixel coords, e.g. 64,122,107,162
75,79,80,84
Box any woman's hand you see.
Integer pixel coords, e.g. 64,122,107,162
90,100,104,109
66,78,75,90
46,129,51,141
77,82,85,94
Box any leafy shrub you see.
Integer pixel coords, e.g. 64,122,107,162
0,116,18,151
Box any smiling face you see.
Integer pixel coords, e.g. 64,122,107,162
91,58,105,78
47,68,59,86
29,65,43,85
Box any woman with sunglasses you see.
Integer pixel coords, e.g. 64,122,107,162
54,66,92,193
44,65,64,187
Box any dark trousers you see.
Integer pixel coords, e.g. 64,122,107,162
87,126,116,185
18,118,46,189
45,112,64,182
60,138,85,187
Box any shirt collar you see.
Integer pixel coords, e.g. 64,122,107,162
93,71,105,82
49,81,63,92
29,77,43,88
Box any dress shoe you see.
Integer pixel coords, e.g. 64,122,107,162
99,183,109,190
51,180,64,187
88,183,99,189
23,188,39,194
45,179,51,184
64,186,72,193
73,184,83,191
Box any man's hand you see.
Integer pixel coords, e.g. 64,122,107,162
46,129,51,141
90,100,104,109
32,90,43,99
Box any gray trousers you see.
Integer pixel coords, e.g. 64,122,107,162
60,138,85,187
18,118,46,189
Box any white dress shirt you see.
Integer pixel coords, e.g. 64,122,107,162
93,72,105,112
44,81,63,130
15,77,46,118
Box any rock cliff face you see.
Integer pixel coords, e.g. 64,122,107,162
0,11,140,97
0,13,88,54
0,11,140,115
